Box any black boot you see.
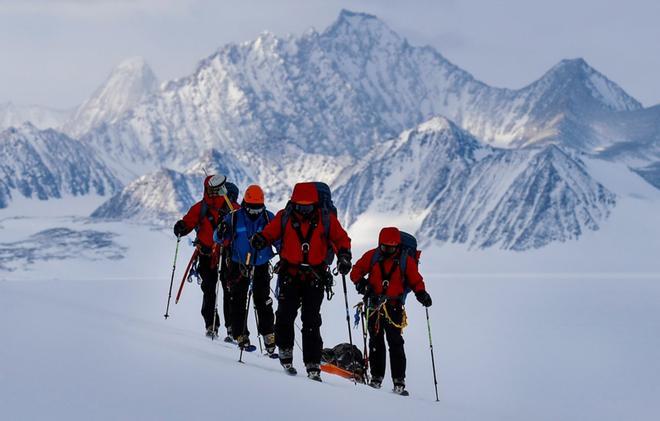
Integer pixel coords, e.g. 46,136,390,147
205,326,218,339
369,376,383,389
264,333,276,356
392,378,409,396
306,363,322,382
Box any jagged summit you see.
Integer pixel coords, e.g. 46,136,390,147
533,57,642,112
63,57,159,137
322,9,402,46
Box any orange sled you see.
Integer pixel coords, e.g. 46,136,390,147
320,363,364,383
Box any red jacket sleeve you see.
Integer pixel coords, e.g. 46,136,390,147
350,249,374,283
260,209,285,244
180,202,201,234
328,213,351,253
404,255,425,293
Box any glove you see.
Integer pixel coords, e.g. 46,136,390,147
337,249,352,275
415,290,432,307
250,233,268,250
173,220,187,237
355,277,369,295
216,221,228,238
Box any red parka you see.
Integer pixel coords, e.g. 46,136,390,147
260,209,351,267
350,249,425,299
179,185,239,249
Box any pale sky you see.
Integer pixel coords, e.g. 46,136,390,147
1,0,659,109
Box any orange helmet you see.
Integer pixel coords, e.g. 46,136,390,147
243,184,265,205
379,227,401,246
291,182,319,205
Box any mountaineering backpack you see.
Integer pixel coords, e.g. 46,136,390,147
225,182,239,203
281,182,338,265
369,231,421,300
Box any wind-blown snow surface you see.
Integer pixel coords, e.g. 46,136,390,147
1,272,659,421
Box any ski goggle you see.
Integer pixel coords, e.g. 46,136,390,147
294,203,315,215
379,244,398,255
245,205,265,215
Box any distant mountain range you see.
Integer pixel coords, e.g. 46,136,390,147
1,9,658,250
1,102,72,131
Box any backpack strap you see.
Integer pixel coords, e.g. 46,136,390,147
399,251,408,278
280,201,292,235
320,207,331,240
290,213,319,265
197,200,208,229
198,200,220,229
378,258,399,296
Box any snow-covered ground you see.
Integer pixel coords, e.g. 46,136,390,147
2,272,659,420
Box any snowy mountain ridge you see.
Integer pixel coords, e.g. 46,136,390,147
2,10,658,251
0,124,121,209
334,116,615,250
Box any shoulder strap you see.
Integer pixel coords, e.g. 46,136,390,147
369,249,381,271
290,213,318,265
400,251,408,278
378,258,399,296
320,207,331,240
198,201,208,227
280,202,292,234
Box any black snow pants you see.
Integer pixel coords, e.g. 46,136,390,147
198,252,232,333
275,268,325,366
228,261,275,340
367,301,406,381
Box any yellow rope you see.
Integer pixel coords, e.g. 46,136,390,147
367,300,408,330
382,303,408,330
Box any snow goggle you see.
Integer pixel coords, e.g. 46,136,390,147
379,244,398,255
294,204,315,215
245,205,264,215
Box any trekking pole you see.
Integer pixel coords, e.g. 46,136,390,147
426,308,440,402
175,248,199,304
253,304,263,354
164,236,181,319
340,274,357,383
239,252,254,363
210,245,223,340
358,302,370,378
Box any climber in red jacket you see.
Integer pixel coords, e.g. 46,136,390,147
250,182,352,381
173,174,239,339
350,226,432,396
